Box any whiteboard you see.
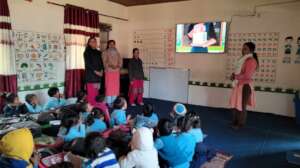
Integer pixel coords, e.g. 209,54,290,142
149,67,189,103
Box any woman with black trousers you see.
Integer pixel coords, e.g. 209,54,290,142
84,37,104,105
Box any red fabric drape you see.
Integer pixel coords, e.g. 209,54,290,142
0,0,17,110
64,4,100,98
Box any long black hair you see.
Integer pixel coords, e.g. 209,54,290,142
244,42,259,67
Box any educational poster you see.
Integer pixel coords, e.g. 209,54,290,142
133,28,176,69
13,31,65,91
282,36,293,64
226,32,279,83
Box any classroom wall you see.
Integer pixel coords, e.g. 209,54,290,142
128,0,300,116
8,0,129,103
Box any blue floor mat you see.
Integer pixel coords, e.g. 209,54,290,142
128,98,300,168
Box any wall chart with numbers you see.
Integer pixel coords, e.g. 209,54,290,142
13,31,65,91
226,32,280,83
133,28,175,74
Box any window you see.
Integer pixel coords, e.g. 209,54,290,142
99,23,112,51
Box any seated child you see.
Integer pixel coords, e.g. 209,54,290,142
57,110,86,142
25,94,43,113
76,90,87,104
154,119,189,168
135,103,159,128
67,132,119,168
79,102,93,122
94,94,110,124
186,111,204,143
175,116,197,168
110,97,129,126
2,93,28,117
44,87,66,111
0,128,37,168
170,103,187,126
86,108,108,133
119,127,159,168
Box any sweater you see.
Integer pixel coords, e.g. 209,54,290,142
84,148,119,168
102,48,122,72
110,109,127,126
86,118,107,133
43,97,66,111
84,47,104,83
235,57,257,85
25,102,43,113
128,58,144,81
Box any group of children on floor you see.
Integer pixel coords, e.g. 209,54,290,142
0,86,210,168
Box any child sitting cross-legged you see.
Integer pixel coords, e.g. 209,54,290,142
44,87,66,111
25,94,43,113
134,103,159,129
110,97,130,127
67,132,120,168
57,109,86,142
94,94,110,124
86,107,108,134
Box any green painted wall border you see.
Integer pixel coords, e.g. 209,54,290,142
188,81,299,95
18,82,65,92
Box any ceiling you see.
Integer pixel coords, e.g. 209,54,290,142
109,0,190,6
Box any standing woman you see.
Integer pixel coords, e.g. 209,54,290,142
128,48,144,106
102,40,123,106
230,42,259,129
84,37,103,105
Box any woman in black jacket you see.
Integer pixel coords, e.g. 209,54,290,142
84,37,104,105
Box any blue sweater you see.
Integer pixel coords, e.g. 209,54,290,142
25,102,43,113
86,119,107,133
189,128,204,143
58,124,86,142
110,109,127,126
43,97,66,111
155,134,189,168
176,132,197,164
135,113,159,128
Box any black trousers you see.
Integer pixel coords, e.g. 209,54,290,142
232,84,251,126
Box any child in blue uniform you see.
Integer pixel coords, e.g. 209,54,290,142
135,103,159,128
110,97,129,126
25,94,43,113
79,102,94,122
86,108,107,133
44,87,66,111
2,93,28,117
155,119,189,168
58,109,86,142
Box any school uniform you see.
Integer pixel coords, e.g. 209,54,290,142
25,102,43,113
3,104,28,117
110,109,127,126
86,119,107,133
176,132,197,166
58,124,86,142
43,97,66,111
135,113,159,128
94,102,111,124
189,128,204,143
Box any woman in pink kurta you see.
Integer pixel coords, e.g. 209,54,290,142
229,42,258,129
102,40,123,106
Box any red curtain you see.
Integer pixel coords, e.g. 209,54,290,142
0,0,17,110
64,4,100,98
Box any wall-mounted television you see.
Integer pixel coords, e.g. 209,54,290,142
176,21,228,53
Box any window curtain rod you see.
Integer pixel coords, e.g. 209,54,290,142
47,1,129,21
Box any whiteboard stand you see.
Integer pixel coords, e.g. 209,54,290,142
149,67,190,103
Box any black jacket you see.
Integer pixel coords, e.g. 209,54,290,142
84,47,104,83
128,58,144,81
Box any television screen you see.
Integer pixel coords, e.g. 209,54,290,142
176,21,228,53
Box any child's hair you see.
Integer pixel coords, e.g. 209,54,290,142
186,111,201,129
95,94,106,103
48,87,59,97
2,92,18,104
49,162,74,168
176,115,194,133
243,42,259,67
113,97,126,109
61,109,80,134
133,48,139,54
85,132,106,159
143,103,154,117
79,102,89,112
285,36,293,40
76,90,87,103
106,40,116,49
25,94,36,104
157,118,173,136
86,107,105,126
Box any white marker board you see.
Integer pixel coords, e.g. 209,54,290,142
149,67,189,103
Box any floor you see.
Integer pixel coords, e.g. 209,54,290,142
127,98,300,168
